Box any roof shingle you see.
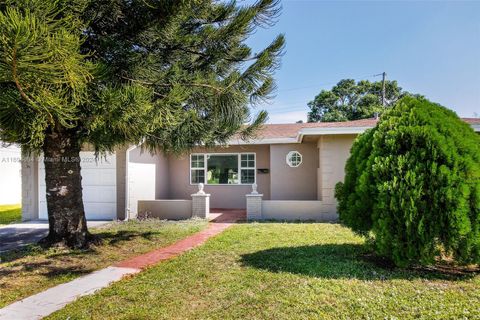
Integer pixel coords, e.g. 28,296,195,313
255,118,480,139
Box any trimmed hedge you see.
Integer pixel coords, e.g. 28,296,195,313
336,97,480,267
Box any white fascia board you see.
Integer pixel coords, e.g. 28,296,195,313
227,137,299,145
296,126,373,143
228,127,373,145
298,126,373,136
227,123,479,146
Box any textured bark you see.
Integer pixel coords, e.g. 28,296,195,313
41,130,91,248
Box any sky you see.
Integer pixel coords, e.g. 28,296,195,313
245,0,480,123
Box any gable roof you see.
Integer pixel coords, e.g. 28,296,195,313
229,118,480,145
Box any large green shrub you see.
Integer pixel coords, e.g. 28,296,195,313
336,97,480,267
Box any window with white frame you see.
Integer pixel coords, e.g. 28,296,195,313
240,154,255,184
190,154,205,183
286,151,302,167
190,153,255,185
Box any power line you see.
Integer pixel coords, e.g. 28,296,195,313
250,72,389,114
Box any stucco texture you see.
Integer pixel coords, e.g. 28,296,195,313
168,145,270,209
139,136,356,211
269,143,318,201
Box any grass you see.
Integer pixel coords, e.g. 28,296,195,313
0,204,21,225
48,223,479,320
0,218,207,308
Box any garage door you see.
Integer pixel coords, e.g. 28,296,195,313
39,152,117,220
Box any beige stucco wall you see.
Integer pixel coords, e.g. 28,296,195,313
317,134,357,215
261,200,337,221
168,142,320,208
168,145,270,209
138,199,192,220
22,134,359,220
269,142,318,200
155,152,170,199
116,146,127,220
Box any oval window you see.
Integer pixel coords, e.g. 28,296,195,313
286,151,302,167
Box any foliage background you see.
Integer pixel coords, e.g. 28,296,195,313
307,79,410,122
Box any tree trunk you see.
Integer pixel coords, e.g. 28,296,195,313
41,130,91,248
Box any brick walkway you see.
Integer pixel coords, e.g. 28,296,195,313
0,210,244,320
116,210,244,269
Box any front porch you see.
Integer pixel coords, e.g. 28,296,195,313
127,134,357,221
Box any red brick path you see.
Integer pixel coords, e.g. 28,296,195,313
115,210,245,269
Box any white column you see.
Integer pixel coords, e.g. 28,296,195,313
246,183,263,220
191,183,210,219
21,152,38,221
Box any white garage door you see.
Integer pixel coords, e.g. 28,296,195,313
0,145,21,205
39,152,117,220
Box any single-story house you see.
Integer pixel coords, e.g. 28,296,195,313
21,118,480,221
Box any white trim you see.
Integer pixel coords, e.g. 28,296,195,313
189,152,256,186
228,137,299,145
298,126,371,136
239,153,256,184
228,126,374,145
189,154,206,186
188,152,257,186
286,151,302,168
227,123,479,145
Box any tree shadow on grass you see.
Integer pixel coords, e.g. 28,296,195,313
0,260,94,279
98,230,156,245
0,230,156,263
240,244,478,281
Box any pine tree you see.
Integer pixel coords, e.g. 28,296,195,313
336,97,480,267
0,0,285,248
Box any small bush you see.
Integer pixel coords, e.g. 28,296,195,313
336,97,480,267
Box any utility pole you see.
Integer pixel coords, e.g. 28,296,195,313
381,72,386,106
374,72,387,106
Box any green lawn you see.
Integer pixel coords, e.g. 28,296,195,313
0,204,21,225
0,219,207,308
48,223,480,320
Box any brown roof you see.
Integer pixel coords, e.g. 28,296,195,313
256,118,480,139
462,118,480,125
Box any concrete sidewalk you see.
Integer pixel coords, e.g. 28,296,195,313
0,211,243,320
0,220,110,253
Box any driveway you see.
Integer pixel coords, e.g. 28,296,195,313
0,221,110,253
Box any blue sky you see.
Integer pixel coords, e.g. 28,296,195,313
246,0,480,123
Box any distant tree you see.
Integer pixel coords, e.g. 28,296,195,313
0,0,284,248
336,97,480,267
307,79,410,122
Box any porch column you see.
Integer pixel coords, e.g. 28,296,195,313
246,183,263,220
191,183,210,219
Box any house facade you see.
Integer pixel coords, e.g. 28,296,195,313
21,118,480,221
